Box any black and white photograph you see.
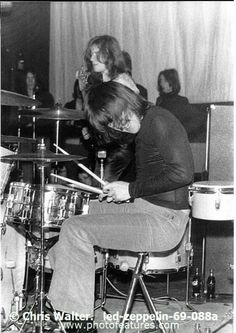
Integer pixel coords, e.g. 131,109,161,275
1,2,234,333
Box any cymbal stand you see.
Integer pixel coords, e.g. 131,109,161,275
17,112,22,178
18,139,66,333
54,118,60,183
17,108,36,182
32,114,36,183
53,103,63,183
31,95,37,183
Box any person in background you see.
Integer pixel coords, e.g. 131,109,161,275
155,68,195,138
15,69,55,183
81,35,139,94
19,69,54,108
18,69,55,138
14,56,26,95
48,81,194,333
122,50,148,100
77,35,139,183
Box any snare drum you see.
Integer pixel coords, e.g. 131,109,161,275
108,227,189,274
189,181,234,220
4,182,88,228
30,184,87,228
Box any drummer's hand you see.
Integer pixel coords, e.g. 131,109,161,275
99,181,131,203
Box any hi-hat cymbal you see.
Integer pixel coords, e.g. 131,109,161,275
1,90,41,107
1,135,36,144
1,151,86,163
20,104,86,120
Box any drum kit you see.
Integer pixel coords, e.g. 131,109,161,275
1,92,234,330
0,90,102,332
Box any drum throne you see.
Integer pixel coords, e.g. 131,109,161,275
95,217,194,333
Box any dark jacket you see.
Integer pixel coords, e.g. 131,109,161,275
129,106,194,210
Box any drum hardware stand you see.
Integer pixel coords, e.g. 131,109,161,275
17,111,23,180
53,103,64,183
94,250,111,314
1,259,28,333
32,116,37,183
198,105,210,295
12,139,66,333
17,108,37,183
184,217,198,312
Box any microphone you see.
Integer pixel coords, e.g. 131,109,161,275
97,150,107,181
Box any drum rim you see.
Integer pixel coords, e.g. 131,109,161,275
190,181,234,189
45,183,81,191
9,182,80,192
9,181,35,187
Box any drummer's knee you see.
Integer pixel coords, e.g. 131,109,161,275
61,215,82,232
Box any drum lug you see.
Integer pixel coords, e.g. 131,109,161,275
188,191,193,206
215,192,221,209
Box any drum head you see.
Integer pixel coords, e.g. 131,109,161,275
191,181,234,192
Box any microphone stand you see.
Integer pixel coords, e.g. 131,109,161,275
97,150,107,183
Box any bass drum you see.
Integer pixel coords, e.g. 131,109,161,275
108,226,189,274
1,200,26,328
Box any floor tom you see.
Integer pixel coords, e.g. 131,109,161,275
189,181,234,220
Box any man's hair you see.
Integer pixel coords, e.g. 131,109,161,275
122,50,132,75
72,79,83,100
84,81,149,140
157,68,181,95
84,35,126,80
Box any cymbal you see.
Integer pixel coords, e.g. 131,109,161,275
18,110,43,117
20,104,86,120
1,135,36,144
1,152,86,163
1,90,41,107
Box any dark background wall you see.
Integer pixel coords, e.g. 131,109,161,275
1,1,51,134
1,1,50,91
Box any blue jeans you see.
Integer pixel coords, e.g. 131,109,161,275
48,198,189,316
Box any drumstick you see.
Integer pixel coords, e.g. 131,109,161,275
53,143,106,186
50,173,103,194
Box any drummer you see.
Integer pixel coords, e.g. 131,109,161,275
48,81,194,332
